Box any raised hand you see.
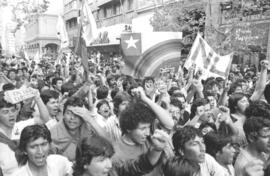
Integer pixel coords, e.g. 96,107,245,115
260,60,270,70
151,129,169,151
244,160,264,176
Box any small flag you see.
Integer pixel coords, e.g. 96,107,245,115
184,33,233,79
56,15,69,49
121,33,142,56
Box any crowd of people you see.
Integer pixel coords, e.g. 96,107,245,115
0,51,270,176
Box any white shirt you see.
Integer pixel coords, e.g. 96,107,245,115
11,119,36,140
0,119,52,176
0,143,18,176
12,155,72,176
199,154,228,176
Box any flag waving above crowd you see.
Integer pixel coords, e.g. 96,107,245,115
80,0,98,46
56,15,69,49
184,33,233,79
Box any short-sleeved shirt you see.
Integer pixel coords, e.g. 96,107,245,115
199,154,228,176
50,120,94,161
11,155,72,176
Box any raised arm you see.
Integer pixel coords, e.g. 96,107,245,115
250,60,268,101
132,87,174,130
32,88,50,123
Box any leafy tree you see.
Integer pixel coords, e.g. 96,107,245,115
150,1,206,54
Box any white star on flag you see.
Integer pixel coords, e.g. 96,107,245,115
125,36,139,49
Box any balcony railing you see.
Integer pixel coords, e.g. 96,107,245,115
96,11,134,28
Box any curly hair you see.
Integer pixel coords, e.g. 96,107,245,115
245,100,270,119
119,101,156,134
73,136,114,176
172,126,203,156
96,85,109,100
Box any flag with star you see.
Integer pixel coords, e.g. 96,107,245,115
121,33,142,56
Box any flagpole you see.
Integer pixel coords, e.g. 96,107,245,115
76,0,90,81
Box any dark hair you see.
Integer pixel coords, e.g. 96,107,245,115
189,98,208,120
204,132,232,158
40,90,59,105
96,85,109,100
228,93,246,114
73,136,114,176
245,100,270,119
110,87,120,100
120,101,155,134
106,75,116,87
142,77,155,89
64,96,86,113
228,80,244,94
96,99,110,111
204,92,216,99
171,92,186,101
170,98,183,111
168,87,180,96
122,75,137,92
243,116,270,142
61,82,79,96
264,83,270,104
52,77,63,86
2,83,16,91
113,91,130,115
0,92,16,110
163,156,200,176
172,126,203,156
199,122,217,133
16,124,51,166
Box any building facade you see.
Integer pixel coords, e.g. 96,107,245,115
205,0,270,69
24,14,60,59
24,0,63,59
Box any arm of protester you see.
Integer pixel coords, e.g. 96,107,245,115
184,65,195,91
217,80,230,106
0,72,12,84
217,106,238,135
71,81,91,99
69,106,110,140
114,130,168,176
31,88,50,123
193,79,204,99
132,87,174,130
156,82,170,109
250,60,268,101
87,84,96,112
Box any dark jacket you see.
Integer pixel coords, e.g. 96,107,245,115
109,153,154,176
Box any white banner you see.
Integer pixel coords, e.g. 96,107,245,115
184,33,233,79
4,87,37,104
